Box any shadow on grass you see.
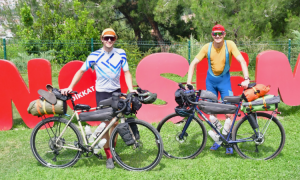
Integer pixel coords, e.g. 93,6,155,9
278,103,300,117
12,118,30,129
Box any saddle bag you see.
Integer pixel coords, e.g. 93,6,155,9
197,101,238,114
27,99,67,116
240,95,280,113
79,107,116,121
242,84,270,102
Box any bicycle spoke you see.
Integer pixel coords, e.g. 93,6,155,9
233,112,285,160
30,117,83,168
157,113,207,159
110,120,163,171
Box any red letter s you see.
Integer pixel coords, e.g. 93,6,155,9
136,53,189,123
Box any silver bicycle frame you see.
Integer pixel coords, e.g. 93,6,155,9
55,107,124,151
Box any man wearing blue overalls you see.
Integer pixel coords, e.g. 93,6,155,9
186,24,250,154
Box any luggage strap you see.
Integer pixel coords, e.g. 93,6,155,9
252,87,259,96
43,99,48,115
41,99,56,115
262,96,268,111
248,101,252,110
36,99,43,116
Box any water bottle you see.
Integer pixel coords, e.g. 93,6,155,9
208,130,222,145
85,125,94,143
209,115,222,132
93,138,107,154
222,118,231,135
92,122,106,138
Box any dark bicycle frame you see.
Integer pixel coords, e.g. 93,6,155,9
178,91,275,146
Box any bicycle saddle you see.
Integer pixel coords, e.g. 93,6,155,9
38,89,57,104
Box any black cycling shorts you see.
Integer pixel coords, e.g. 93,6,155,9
96,89,121,106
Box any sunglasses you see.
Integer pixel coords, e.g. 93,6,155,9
103,36,116,41
211,32,225,36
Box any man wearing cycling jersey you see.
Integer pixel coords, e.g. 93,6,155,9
61,28,136,169
186,24,250,154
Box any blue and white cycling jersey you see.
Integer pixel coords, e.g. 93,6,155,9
81,48,129,92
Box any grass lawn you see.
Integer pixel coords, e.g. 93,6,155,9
0,69,299,179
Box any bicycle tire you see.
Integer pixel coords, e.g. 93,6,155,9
232,112,285,160
30,117,83,168
157,113,207,159
109,119,163,171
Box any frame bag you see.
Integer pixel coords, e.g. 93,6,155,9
197,101,238,114
79,107,116,121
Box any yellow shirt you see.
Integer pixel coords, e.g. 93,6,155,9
195,40,241,76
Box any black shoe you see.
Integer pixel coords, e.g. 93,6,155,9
106,158,114,169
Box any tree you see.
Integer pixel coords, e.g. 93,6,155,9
84,0,194,43
189,0,300,42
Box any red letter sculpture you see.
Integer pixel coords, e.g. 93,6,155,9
0,59,52,130
256,51,300,106
136,53,189,123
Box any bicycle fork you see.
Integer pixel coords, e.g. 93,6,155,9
178,115,194,140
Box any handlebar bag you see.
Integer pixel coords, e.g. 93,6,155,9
111,92,122,110
175,89,184,107
131,95,142,114
241,95,280,113
27,99,67,116
197,101,238,114
242,84,270,102
79,107,116,121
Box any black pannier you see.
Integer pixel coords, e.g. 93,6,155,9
197,101,238,114
116,123,135,146
126,117,140,140
79,107,116,121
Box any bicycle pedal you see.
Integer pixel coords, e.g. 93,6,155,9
98,153,103,159
52,156,57,162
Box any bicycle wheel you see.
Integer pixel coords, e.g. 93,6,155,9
157,113,207,159
110,119,163,171
232,112,285,160
30,117,83,168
